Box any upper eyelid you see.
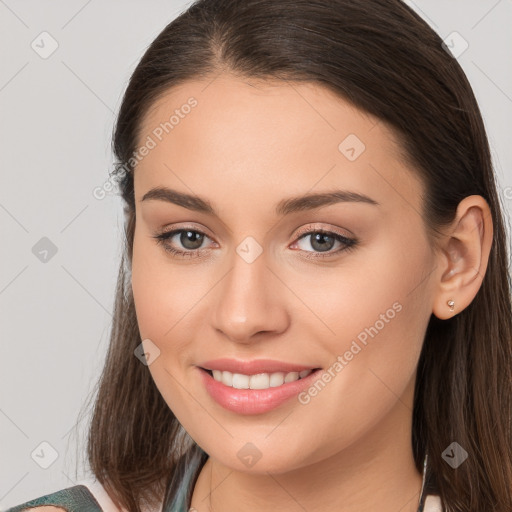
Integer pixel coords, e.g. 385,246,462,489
294,222,353,239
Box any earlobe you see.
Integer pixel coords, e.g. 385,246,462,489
433,297,458,320
432,195,493,320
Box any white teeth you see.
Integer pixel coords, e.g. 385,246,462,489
284,371,299,383
269,372,285,387
249,373,270,389
210,369,314,389
221,371,233,387
232,373,250,389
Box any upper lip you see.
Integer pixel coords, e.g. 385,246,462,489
198,358,321,375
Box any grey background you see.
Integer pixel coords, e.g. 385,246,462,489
1,0,511,508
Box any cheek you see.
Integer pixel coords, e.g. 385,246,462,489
131,232,191,410
131,227,211,379
131,233,164,339
312,229,433,393
131,242,186,383
286,245,433,458
131,227,192,340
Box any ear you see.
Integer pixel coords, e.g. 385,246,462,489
432,195,493,319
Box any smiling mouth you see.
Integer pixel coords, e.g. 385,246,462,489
200,367,322,390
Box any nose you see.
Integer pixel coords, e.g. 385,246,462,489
211,247,290,344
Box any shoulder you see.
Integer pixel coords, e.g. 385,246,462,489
4,484,103,512
5,480,162,512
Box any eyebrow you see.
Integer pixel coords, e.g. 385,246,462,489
140,186,380,215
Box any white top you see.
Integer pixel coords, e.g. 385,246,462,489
424,494,443,511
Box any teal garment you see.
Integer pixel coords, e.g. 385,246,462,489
167,451,203,512
5,485,103,512
5,453,203,512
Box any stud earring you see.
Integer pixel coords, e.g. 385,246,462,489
447,299,455,311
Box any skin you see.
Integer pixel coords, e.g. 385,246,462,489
126,73,492,512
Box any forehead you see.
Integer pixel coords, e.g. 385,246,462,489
134,74,423,216
139,74,394,153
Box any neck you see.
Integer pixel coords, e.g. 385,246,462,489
190,380,423,512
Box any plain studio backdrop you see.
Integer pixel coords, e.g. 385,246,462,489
0,0,511,509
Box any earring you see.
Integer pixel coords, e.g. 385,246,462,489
447,299,455,311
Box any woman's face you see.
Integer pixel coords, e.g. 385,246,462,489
131,74,438,473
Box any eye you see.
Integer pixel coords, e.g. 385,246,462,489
152,225,358,260
290,228,357,259
153,227,215,258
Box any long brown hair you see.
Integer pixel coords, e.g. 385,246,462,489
84,1,512,510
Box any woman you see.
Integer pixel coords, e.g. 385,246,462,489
8,0,511,511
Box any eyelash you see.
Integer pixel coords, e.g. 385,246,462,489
152,226,358,260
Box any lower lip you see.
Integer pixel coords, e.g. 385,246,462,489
197,367,322,415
